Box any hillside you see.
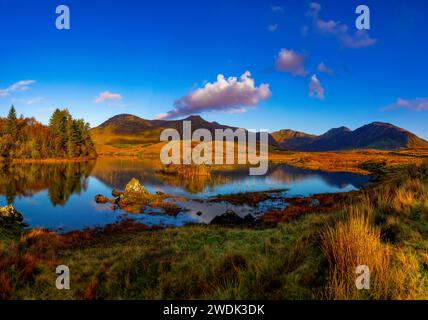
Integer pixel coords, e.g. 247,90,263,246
272,129,317,149
91,115,428,152
272,122,428,151
91,114,279,147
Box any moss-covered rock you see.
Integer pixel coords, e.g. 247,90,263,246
0,204,23,222
124,178,147,194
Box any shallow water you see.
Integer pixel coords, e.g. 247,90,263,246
0,158,370,231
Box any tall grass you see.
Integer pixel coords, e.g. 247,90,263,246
321,160,428,299
322,210,425,299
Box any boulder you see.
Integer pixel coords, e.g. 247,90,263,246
243,214,255,223
309,198,320,207
95,194,114,204
210,210,255,226
112,190,123,197
124,178,147,194
0,204,24,223
94,178,181,215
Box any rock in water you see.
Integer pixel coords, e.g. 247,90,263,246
0,204,24,223
210,210,250,226
95,194,114,204
112,189,123,197
310,198,320,207
94,178,180,215
124,178,147,194
117,178,152,212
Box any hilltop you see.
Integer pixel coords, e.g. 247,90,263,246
272,122,428,151
91,114,278,147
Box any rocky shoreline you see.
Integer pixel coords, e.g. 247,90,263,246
1,175,362,233
93,177,354,228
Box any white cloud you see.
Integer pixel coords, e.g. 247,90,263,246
306,2,376,48
94,91,123,103
384,98,428,111
339,29,377,49
268,24,278,32
317,62,334,76
0,80,36,97
27,97,44,105
308,74,324,100
275,49,308,77
156,71,271,120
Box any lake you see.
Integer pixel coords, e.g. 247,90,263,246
0,158,370,231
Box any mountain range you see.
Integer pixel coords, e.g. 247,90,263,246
272,122,428,151
91,114,428,151
91,114,278,146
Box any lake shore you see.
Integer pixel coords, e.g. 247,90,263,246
1,158,428,299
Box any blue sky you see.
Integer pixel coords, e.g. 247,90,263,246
0,0,427,139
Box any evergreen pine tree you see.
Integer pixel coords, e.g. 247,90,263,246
6,105,18,138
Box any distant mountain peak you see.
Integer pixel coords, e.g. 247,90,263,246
322,126,351,137
272,122,428,151
183,115,205,121
368,121,393,126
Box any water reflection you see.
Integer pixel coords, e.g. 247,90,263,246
91,159,369,198
0,161,95,205
0,158,370,230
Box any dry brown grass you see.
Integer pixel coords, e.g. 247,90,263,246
270,149,428,174
391,179,428,215
321,208,425,299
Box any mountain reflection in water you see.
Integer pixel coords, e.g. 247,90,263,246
0,158,370,231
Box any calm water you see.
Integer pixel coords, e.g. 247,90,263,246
0,158,370,231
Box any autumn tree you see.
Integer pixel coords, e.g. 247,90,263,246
0,106,97,160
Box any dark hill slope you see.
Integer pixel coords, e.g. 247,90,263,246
272,122,428,151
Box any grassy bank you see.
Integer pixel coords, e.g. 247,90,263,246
1,160,428,299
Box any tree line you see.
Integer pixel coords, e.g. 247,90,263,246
0,106,97,161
